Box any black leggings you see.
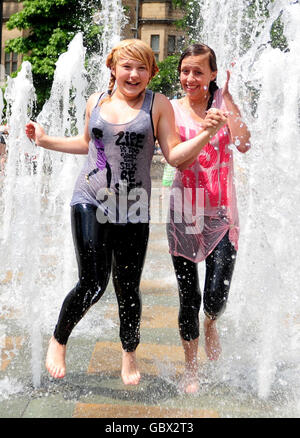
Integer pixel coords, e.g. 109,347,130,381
171,231,236,341
53,203,149,352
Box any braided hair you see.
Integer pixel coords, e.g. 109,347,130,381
178,43,218,110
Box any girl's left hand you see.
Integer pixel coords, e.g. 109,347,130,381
222,60,236,99
222,70,231,98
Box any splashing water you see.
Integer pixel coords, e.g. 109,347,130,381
87,0,128,93
0,90,4,123
0,2,126,389
195,0,300,407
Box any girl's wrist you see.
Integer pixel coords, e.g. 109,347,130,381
222,91,234,104
38,134,50,149
203,126,217,139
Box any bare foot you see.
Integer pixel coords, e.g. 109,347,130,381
180,338,199,393
179,369,199,394
45,336,66,378
204,318,221,360
121,350,141,385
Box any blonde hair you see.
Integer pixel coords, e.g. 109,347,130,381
105,39,159,96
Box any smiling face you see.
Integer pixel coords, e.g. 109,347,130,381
112,58,151,98
106,39,158,100
180,53,217,102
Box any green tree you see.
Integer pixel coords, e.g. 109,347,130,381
171,0,202,44
173,0,288,53
244,0,288,52
5,0,102,109
148,54,181,98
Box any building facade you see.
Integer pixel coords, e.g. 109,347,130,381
0,0,185,84
1,0,26,83
123,0,185,61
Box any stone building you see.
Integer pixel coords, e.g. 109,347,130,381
123,0,185,62
0,0,186,84
1,0,26,82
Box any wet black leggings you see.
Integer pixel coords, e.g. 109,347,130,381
53,203,149,351
171,231,237,341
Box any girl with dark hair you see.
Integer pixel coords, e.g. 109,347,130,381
25,39,228,385
167,43,251,393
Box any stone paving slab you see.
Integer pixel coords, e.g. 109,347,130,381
105,304,179,329
139,279,177,296
1,336,23,371
73,402,219,418
87,341,207,378
23,394,76,418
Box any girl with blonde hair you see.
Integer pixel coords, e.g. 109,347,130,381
26,39,227,385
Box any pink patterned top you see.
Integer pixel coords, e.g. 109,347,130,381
167,89,239,263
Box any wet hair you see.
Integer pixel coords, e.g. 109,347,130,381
105,39,159,97
178,43,218,110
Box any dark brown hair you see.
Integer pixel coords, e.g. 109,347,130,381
178,43,218,110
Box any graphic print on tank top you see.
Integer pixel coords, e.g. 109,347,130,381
179,125,232,210
86,128,112,188
167,89,240,263
114,129,145,194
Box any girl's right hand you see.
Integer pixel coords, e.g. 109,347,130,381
25,121,46,146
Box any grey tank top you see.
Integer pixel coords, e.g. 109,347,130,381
71,89,155,223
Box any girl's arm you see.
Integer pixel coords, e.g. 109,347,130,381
153,93,228,168
25,94,99,154
171,115,223,171
222,70,251,153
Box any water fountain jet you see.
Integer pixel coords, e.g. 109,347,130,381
0,1,127,390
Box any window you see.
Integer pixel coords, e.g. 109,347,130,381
167,35,176,55
5,52,19,76
167,35,185,56
150,35,160,61
177,36,185,52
